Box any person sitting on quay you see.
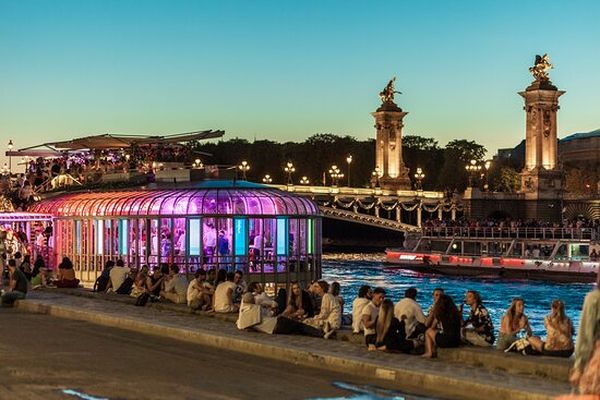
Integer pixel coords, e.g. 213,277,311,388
94,260,114,292
424,287,444,328
237,293,322,337
303,280,341,339
106,259,130,293
233,270,247,305
394,287,426,340
496,297,532,351
528,299,574,358
30,256,48,289
214,271,239,313
282,281,314,320
376,299,414,353
115,268,136,295
352,285,372,334
146,265,168,300
19,254,32,281
362,287,386,349
187,269,213,311
130,265,148,298
330,281,344,316
160,264,188,304
1,259,28,306
308,281,323,314
248,282,277,312
422,294,462,358
569,271,600,395
461,290,495,347
54,257,80,288
206,268,216,287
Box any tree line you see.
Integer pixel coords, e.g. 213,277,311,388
192,134,522,192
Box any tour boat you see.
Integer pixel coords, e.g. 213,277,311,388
385,227,600,283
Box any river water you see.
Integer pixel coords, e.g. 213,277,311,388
322,254,594,337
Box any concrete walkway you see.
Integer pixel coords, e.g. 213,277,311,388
15,291,571,400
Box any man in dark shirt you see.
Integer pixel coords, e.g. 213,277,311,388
462,290,495,346
2,259,28,306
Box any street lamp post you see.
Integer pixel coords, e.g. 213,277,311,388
7,140,13,175
262,174,272,184
346,155,352,187
300,176,310,185
414,167,425,191
328,165,343,187
482,160,492,191
371,166,381,189
465,159,482,187
238,160,250,180
284,162,295,185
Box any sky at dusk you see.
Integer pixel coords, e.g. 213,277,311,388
1,0,599,159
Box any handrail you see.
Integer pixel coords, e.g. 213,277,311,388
421,226,597,240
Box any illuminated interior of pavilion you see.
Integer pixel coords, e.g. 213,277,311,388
28,180,322,288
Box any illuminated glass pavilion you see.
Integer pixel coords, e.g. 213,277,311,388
29,181,322,288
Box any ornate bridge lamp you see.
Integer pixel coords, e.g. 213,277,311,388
414,167,425,191
372,166,382,194
482,160,492,191
7,140,13,175
300,176,310,185
262,174,272,184
465,159,481,187
284,162,295,185
328,165,343,187
346,155,352,187
238,160,250,180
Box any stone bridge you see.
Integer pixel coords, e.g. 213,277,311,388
270,184,464,232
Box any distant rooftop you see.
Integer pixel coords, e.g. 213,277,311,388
561,128,600,143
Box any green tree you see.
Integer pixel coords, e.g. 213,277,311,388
491,167,521,192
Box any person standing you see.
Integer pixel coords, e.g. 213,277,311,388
570,272,600,395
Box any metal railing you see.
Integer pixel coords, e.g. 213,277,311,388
421,227,597,240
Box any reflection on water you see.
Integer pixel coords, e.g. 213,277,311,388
322,254,593,337
62,389,109,400
308,381,435,400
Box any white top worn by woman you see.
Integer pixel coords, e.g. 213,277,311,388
313,293,342,330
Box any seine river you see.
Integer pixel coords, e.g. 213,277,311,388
322,254,594,337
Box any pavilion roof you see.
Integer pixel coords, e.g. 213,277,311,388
7,130,224,156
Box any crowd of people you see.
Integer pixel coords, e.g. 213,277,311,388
1,255,598,395
423,217,600,230
1,143,197,206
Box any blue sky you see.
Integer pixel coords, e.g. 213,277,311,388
1,0,599,157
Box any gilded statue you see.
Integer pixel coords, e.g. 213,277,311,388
379,77,402,103
529,54,553,81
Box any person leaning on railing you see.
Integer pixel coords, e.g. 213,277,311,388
569,270,600,395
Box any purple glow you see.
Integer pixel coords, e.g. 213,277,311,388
29,188,320,217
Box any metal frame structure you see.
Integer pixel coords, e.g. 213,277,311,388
29,183,322,290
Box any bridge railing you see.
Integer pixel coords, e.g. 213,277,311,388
421,227,597,240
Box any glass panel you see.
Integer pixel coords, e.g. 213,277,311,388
189,219,201,256
307,219,314,254
234,218,246,256
276,218,287,256
95,219,103,255
119,220,128,256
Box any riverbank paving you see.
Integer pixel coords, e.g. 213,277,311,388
15,290,571,400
